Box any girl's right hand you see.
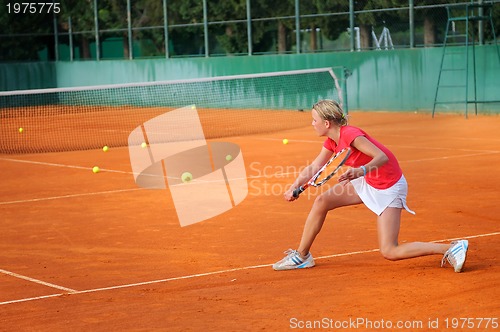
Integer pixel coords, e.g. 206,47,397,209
284,188,298,202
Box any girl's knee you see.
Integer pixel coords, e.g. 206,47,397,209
313,194,326,208
379,246,400,261
313,193,336,211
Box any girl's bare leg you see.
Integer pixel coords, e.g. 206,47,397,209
377,207,450,260
297,182,363,257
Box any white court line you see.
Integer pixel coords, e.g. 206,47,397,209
311,232,500,260
0,268,77,293
0,188,144,205
0,293,66,305
399,151,499,163
379,133,500,143
389,145,500,154
0,157,134,176
1,149,498,205
251,137,500,154
253,151,500,179
252,137,321,144
0,157,149,205
1,231,499,306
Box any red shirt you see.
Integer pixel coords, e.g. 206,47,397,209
323,126,402,189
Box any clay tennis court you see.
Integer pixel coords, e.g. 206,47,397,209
1,111,499,331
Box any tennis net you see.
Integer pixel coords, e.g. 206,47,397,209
0,67,345,154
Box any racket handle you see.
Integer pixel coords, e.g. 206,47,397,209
292,186,305,198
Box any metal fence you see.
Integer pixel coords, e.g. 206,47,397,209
1,0,500,61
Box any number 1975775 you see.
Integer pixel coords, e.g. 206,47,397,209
6,3,60,14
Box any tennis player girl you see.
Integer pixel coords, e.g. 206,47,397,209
273,100,468,272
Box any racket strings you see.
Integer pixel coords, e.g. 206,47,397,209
312,149,351,186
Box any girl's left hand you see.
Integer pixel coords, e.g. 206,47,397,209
338,167,364,183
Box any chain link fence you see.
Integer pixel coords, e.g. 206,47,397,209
1,0,499,61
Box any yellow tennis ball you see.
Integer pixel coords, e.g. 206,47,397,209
225,154,233,161
181,172,193,183
18,127,24,133
92,166,100,174
141,142,147,148
102,146,109,152
282,138,289,145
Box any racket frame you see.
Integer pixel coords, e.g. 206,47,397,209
292,148,351,198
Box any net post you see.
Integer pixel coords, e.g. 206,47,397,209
409,0,415,48
343,67,351,115
127,0,133,60
93,0,100,61
203,0,209,57
53,13,59,61
246,0,252,55
295,0,300,54
163,0,169,59
349,0,355,52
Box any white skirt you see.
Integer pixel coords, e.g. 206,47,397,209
350,175,415,216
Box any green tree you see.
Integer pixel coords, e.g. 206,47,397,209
60,0,96,59
250,0,295,54
206,0,282,55
208,0,247,55
354,0,398,49
389,0,448,47
61,0,166,59
0,0,53,61
249,0,281,54
102,0,166,58
309,0,349,51
167,0,205,56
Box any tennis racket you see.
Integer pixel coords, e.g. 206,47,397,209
292,148,351,198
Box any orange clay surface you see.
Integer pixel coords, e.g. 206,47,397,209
0,112,499,331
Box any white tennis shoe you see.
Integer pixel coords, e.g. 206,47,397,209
273,249,315,271
441,240,468,273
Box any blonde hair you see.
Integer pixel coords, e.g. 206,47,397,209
312,99,348,126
